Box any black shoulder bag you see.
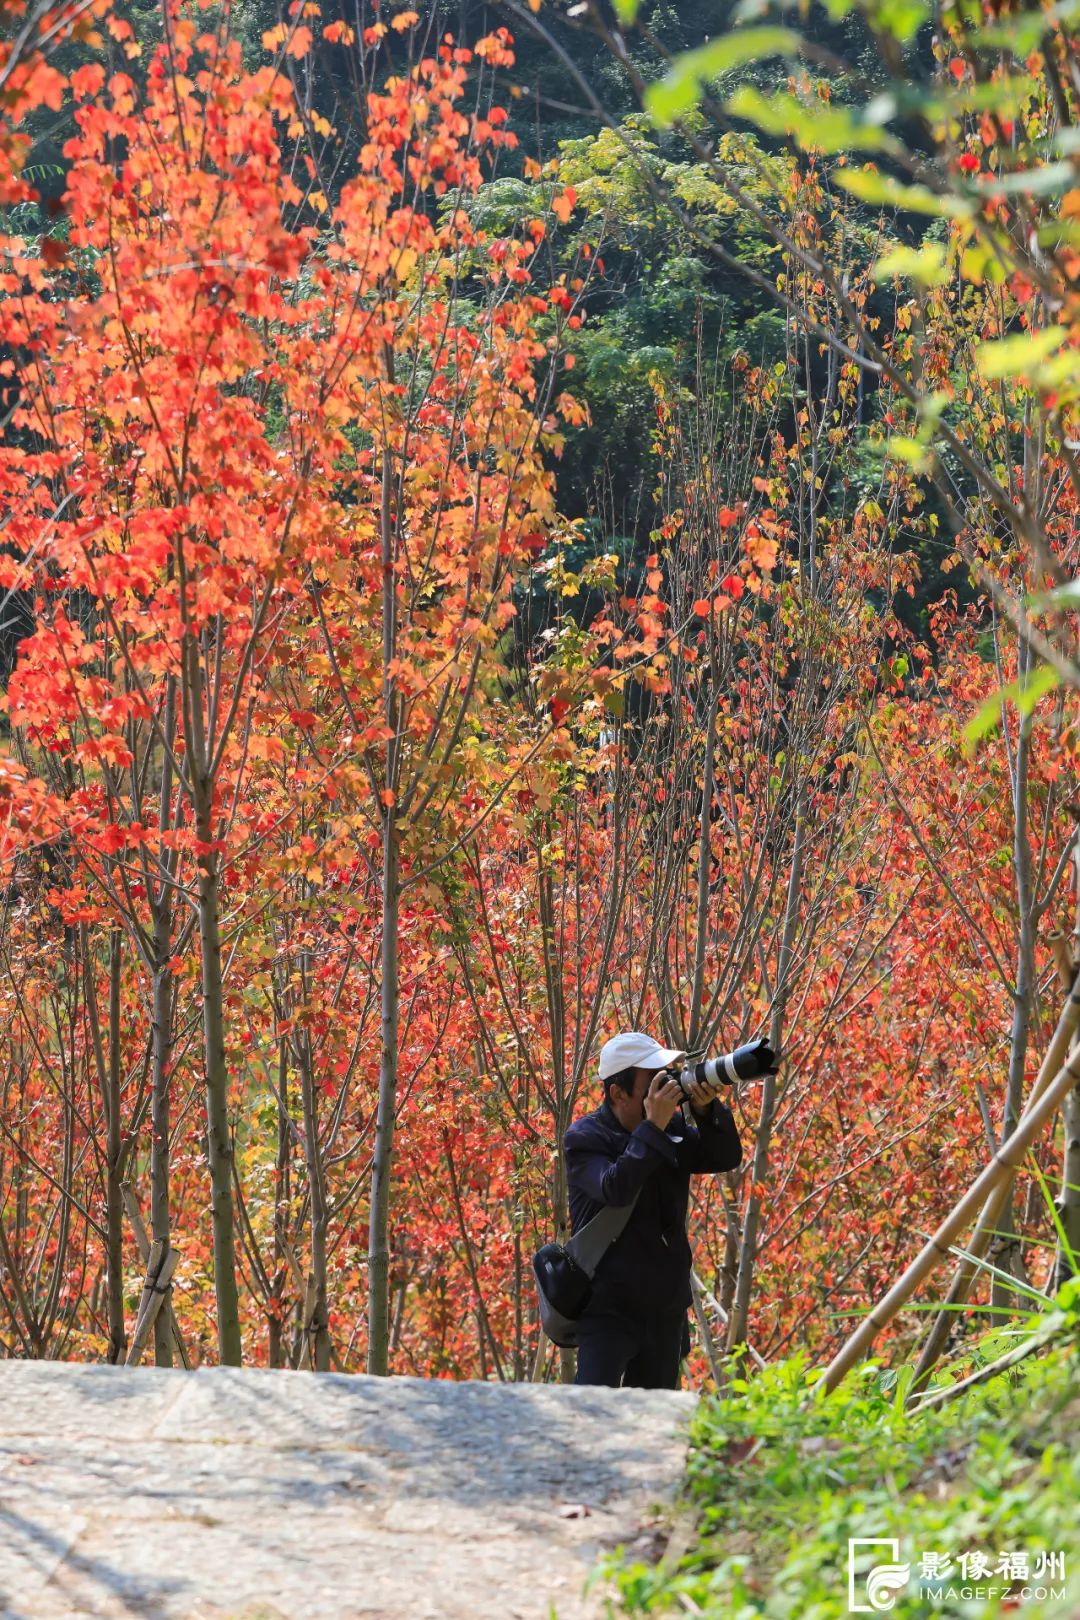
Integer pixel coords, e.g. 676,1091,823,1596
532,1190,640,1349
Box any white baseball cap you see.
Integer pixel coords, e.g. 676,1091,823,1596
597,1031,687,1081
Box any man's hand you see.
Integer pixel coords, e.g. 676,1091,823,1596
686,1078,720,1117
644,1070,684,1131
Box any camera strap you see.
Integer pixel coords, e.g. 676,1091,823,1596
564,1189,641,1279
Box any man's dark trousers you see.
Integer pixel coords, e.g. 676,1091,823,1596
574,1304,688,1389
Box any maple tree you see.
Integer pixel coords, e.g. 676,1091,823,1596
1,0,1079,1404
0,3,626,1373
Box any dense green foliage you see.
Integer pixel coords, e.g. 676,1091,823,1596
607,1296,1080,1617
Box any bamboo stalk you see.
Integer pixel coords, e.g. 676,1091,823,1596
692,1268,766,1371
819,1033,1080,1396
690,1269,724,1388
121,1183,189,1369
530,1325,556,1382
1047,932,1076,992
126,1240,180,1368
907,975,1080,1396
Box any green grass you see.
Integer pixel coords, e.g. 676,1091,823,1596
605,1285,1080,1618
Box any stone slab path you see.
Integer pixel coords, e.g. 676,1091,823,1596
0,1364,697,1620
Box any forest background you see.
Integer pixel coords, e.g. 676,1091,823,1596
1,0,1079,1395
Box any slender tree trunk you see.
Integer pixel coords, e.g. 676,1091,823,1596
121,1184,189,1365
299,1027,331,1372
992,638,1035,1314
194,794,243,1366
269,1036,290,1369
368,814,399,1374
1056,843,1080,1287
105,930,126,1364
149,946,174,1367
719,1203,740,1314
687,680,719,1047
535,843,575,1382
1060,1083,1080,1284
367,410,400,1378
512,1215,524,1380
182,611,242,1366
150,677,177,1365
80,919,126,1364
726,795,806,1353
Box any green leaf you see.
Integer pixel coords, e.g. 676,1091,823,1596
991,160,1076,197
611,0,639,20
960,240,1007,286
1036,219,1080,251
974,0,1080,53
886,435,934,471
951,75,1031,116
865,0,930,42
1025,578,1080,611
835,166,974,216
891,1363,915,1413
963,664,1060,753
646,29,799,126
975,325,1068,380
727,86,901,154
872,242,949,286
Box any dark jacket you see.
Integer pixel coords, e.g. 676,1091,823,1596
564,1096,742,1315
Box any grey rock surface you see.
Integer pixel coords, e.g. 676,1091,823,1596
0,1363,696,1620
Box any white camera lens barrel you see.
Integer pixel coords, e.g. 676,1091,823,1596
678,1040,776,1091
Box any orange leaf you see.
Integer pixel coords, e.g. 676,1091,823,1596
747,533,778,572
551,188,576,224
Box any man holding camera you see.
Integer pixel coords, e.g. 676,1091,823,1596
564,1031,743,1389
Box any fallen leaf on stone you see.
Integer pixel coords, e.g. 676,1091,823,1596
557,1502,591,1518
